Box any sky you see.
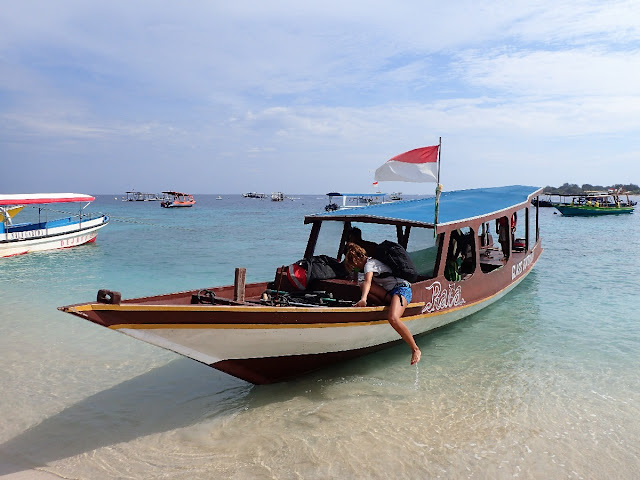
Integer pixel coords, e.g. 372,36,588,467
1,1,640,195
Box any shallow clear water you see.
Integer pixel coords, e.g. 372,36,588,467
1,195,639,479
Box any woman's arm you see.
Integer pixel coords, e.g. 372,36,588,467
355,271,374,307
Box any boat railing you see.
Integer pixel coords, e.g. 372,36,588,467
2,205,107,238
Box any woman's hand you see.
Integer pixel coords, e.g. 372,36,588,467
355,271,374,307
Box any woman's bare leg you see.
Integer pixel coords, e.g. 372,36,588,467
387,294,421,365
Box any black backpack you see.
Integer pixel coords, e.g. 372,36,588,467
372,240,418,283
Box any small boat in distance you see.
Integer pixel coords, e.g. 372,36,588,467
552,190,635,216
123,191,163,201
531,196,553,207
242,192,267,199
59,185,543,384
160,191,196,208
325,192,390,211
1,193,109,258
271,192,285,201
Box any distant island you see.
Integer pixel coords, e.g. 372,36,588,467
544,182,640,195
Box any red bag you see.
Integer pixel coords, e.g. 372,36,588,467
285,263,308,290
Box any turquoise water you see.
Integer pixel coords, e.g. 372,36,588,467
1,195,639,479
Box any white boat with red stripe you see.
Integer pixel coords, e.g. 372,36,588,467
0,193,109,258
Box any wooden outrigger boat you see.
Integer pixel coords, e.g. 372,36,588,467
324,192,390,211
552,191,635,216
123,191,163,201
1,193,109,258
160,191,196,208
59,185,543,384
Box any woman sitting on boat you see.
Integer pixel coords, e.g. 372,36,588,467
344,242,421,366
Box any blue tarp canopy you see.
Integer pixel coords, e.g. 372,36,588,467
306,185,542,227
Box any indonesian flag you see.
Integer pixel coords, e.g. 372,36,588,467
374,145,439,183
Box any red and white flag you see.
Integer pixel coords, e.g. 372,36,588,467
374,145,439,183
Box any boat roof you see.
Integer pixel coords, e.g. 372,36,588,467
162,191,191,195
307,185,542,227
550,191,625,197
0,193,95,206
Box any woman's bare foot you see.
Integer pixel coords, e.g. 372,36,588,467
411,348,421,365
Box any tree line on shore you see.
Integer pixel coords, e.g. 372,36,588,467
544,183,640,195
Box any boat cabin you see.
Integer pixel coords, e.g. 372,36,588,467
300,186,542,302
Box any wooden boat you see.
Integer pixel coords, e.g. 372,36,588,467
242,192,267,199
160,191,196,208
531,196,553,207
123,191,163,201
59,185,543,384
0,193,109,258
552,191,635,216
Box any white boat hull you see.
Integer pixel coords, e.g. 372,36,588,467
1,216,109,257
111,271,524,367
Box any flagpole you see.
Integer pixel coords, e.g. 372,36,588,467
434,137,442,237
437,137,441,184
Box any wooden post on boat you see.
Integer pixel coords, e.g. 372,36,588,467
234,267,246,302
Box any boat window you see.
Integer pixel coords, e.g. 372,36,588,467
349,223,397,246
496,216,510,261
444,227,475,281
346,222,410,258
478,222,494,249
312,221,346,259
405,227,440,279
512,208,527,252
480,215,511,274
310,221,398,259
312,221,445,281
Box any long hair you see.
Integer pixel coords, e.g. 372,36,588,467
343,242,367,272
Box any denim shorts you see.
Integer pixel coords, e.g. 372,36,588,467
389,282,412,305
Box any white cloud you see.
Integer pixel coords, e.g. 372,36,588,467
1,1,640,193
460,49,640,97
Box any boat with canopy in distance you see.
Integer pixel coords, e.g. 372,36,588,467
324,192,390,211
123,191,163,201
59,184,543,384
160,191,196,208
0,193,109,258
551,190,635,216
